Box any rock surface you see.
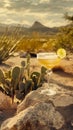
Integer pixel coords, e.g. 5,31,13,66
1,102,64,130
17,83,73,112
0,83,73,130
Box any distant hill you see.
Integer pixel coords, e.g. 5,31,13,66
0,21,72,36
30,21,50,30
28,21,59,35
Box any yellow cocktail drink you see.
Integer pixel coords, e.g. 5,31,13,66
37,52,61,69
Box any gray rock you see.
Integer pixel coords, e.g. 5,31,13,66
1,102,64,130
17,83,73,113
0,83,73,130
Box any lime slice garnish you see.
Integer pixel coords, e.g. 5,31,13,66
57,48,66,59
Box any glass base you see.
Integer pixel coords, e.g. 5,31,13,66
46,69,52,76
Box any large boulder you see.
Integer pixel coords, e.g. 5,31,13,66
1,102,64,130
17,83,73,113
0,83,73,130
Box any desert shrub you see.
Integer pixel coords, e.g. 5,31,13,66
0,26,24,63
16,28,73,53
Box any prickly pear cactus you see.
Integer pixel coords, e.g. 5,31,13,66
41,66,47,74
40,66,47,83
11,66,21,103
31,72,40,79
26,53,31,78
16,91,25,100
24,79,33,95
3,83,11,96
19,82,25,93
12,66,20,80
0,54,49,103
21,60,25,67
27,53,31,63
31,71,40,90
20,61,26,80
5,70,11,79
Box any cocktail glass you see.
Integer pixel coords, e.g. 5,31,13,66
37,52,61,87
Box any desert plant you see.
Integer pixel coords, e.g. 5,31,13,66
26,53,31,78
40,66,47,83
0,25,25,64
11,66,21,103
0,69,11,95
30,71,40,90
0,55,47,103
0,69,5,83
0,37,18,63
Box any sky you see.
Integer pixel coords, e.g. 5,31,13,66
0,0,73,27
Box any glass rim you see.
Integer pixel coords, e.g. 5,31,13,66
37,52,58,59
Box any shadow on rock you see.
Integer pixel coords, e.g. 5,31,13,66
56,104,73,130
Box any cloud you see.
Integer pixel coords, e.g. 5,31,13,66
0,0,73,27
6,0,34,11
4,0,11,8
0,1,5,8
2,0,72,15
3,0,72,17
39,0,50,4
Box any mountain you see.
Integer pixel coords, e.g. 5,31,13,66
29,21,59,34
0,21,68,36
30,21,49,29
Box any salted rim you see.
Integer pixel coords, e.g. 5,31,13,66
37,52,58,59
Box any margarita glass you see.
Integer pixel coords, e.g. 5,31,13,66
37,52,61,86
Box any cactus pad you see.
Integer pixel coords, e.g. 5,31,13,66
21,61,25,67
12,66,20,80
31,72,40,79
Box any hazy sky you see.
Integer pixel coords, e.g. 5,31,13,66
0,0,73,27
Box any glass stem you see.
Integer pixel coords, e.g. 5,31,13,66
47,69,52,87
